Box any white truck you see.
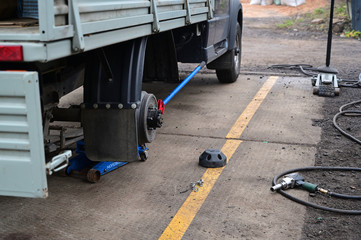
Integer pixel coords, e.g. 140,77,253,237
0,0,243,198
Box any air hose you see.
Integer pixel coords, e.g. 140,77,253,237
333,100,361,144
268,64,319,76
272,166,361,214
269,64,361,88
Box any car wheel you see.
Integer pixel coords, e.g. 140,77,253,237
216,22,241,83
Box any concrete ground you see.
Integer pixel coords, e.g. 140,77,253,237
0,71,324,239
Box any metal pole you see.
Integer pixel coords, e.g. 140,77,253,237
163,61,206,105
326,0,335,67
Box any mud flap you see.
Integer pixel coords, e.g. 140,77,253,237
82,108,139,162
0,71,48,198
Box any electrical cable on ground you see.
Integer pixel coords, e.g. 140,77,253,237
272,167,361,214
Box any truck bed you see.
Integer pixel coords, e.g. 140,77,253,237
0,0,213,62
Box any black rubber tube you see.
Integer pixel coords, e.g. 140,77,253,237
339,100,361,112
329,192,361,199
333,110,361,144
272,166,361,214
268,64,321,76
333,100,361,145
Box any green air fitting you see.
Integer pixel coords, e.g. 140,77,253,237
301,182,318,193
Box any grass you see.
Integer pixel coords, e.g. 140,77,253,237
276,2,352,33
335,5,348,18
296,18,304,23
277,19,294,28
314,8,325,15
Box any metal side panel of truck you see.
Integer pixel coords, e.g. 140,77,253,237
0,0,213,62
0,0,243,198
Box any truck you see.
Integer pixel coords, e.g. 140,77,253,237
0,0,243,198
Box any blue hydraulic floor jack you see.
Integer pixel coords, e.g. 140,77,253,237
66,141,148,182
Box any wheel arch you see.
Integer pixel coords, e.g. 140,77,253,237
228,1,243,51
143,31,179,83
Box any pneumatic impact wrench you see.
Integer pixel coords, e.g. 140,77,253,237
270,173,320,193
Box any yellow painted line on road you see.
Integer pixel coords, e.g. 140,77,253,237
159,139,241,240
227,76,278,139
159,76,278,240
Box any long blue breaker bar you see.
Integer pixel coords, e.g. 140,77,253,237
163,61,206,105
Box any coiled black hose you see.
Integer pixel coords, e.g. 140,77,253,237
272,166,361,214
333,100,361,145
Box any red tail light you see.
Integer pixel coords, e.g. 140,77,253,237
0,46,24,61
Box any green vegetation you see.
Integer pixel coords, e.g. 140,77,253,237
335,5,347,18
296,18,304,23
344,30,361,39
314,8,325,15
276,3,352,34
277,19,294,28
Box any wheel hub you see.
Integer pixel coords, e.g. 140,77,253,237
137,91,163,145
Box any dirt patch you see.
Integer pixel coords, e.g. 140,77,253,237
241,0,328,18
300,87,361,240
242,0,353,34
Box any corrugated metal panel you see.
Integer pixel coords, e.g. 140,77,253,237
0,71,48,198
0,114,29,133
1,0,210,36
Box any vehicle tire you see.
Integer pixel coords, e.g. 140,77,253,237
216,22,241,83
